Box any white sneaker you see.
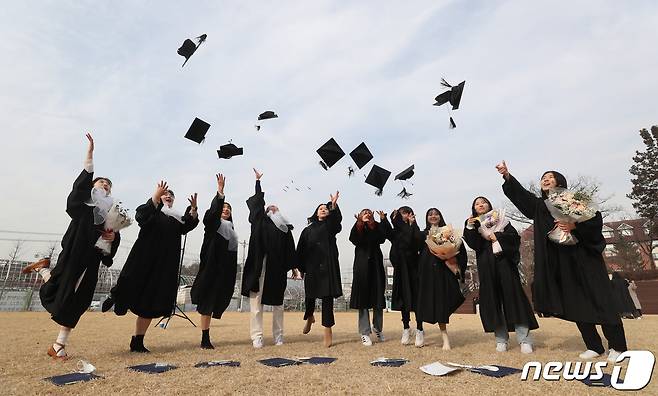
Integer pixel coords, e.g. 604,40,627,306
607,349,621,362
520,343,533,354
579,349,600,359
496,342,508,352
361,335,373,346
274,335,284,346
415,330,424,348
374,330,385,342
252,336,264,349
401,329,411,345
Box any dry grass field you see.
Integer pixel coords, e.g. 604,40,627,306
0,311,656,395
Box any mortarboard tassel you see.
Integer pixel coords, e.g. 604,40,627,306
449,117,457,129
440,78,452,88
375,188,383,196
397,188,413,199
348,166,355,177
319,161,329,170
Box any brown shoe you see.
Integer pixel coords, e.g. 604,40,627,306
323,327,333,348
22,258,50,274
47,342,69,361
303,315,315,334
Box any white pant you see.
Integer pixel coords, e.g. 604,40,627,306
249,257,284,342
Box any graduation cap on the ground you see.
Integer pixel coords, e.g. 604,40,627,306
579,373,614,387
184,117,211,144
128,363,178,374
370,357,408,367
44,373,103,386
365,165,391,196
217,143,243,159
434,79,465,110
317,138,345,170
397,188,413,199
258,358,302,368
194,360,241,368
394,164,415,181
177,34,207,67
255,111,278,130
349,142,373,169
297,357,337,365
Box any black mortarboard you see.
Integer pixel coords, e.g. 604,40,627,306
217,143,243,159
365,165,391,196
316,138,345,169
349,142,373,169
184,118,210,144
258,111,278,120
433,79,465,110
177,34,207,67
394,164,415,181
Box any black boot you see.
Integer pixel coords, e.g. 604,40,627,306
130,335,150,353
201,329,214,349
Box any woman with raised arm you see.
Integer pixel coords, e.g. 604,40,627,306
241,168,298,348
415,208,467,349
102,181,199,352
496,160,627,361
297,191,342,347
191,174,238,349
349,209,388,346
384,206,423,346
22,133,121,360
462,196,538,354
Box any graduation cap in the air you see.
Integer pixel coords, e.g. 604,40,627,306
349,142,373,169
177,34,207,67
255,111,278,130
217,143,243,159
184,117,211,144
317,138,345,170
394,164,415,181
434,79,465,110
365,165,391,196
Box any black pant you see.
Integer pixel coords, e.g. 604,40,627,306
401,309,423,331
576,322,628,354
304,297,335,327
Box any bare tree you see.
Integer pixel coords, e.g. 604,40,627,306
505,175,623,225
39,242,58,261
0,240,24,301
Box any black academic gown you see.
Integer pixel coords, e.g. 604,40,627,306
349,220,387,310
297,206,343,299
40,169,121,328
416,231,467,324
110,198,199,318
384,217,421,312
190,193,238,319
463,223,538,332
502,175,621,325
240,181,297,306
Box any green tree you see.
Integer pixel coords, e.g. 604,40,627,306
611,236,645,272
628,125,658,231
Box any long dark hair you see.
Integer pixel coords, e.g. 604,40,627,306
471,196,493,218
222,201,233,223
424,207,446,231
92,177,112,187
307,202,331,224
391,206,414,228
540,170,567,199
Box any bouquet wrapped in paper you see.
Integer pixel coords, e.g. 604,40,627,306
544,187,597,245
95,200,133,255
476,208,509,239
426,224,463,274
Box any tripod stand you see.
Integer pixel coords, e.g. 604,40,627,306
154,234,196,329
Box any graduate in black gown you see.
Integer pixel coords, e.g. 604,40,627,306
462,196,538,354
496,160,627,361
190,173,238,349
23,134,121,360
349,209,388,346
383,206,422,346
103,180,199,352
297,191,342,347
610,272,637,319
415,208,467,349
241,168,298,348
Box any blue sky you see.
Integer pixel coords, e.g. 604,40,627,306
1,1,657,282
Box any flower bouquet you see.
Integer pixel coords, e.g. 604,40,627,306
426,224,463,274
476,208,509,239
95,200,133,255
544,187,597,245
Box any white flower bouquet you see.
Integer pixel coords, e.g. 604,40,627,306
95,200,133,255
544,187,597,245
426,224,463,274
477,208,509,239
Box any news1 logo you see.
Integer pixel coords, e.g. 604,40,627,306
521,351,655,390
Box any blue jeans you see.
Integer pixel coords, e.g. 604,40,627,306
494,323,531,345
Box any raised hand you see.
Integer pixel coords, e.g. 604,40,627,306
188,193,199,218
216,173,226,195
153,180,168,204
467,217,478,225
85,133,94,159
495,160,510,179
377,210,387,221
330,191,340,208
253,168,263,180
